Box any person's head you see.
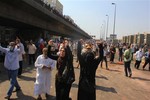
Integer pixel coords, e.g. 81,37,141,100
42,48,48,57
104,45,107,49
64,39,69,47
130,44,133,48
9,42,16,52
80,39,84,44
59,48,66,57
85,43,92,49
82,43,93,53
111,45,114,48
127,45,130,49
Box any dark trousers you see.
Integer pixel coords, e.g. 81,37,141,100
55,79,72,100
134,60,141,69
131,53,134,60
101,56,108,69
118,54,123,62
110,53,115,62
29,54,35,65
18,61,23,76
143,59,150,71
124,61,132,76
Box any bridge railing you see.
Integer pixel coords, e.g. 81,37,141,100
33,0,87,34
32,0,91,38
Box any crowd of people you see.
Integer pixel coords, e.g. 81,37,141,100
0,37,150,100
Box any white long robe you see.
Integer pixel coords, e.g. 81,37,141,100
34,55,55,96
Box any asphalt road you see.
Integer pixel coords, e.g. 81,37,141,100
0,58,150,100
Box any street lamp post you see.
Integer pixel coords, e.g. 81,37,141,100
112,3,116,44
103,20,106,40
100,24,103,40
99,28,101,40
106,14,109,41
102,20,106,40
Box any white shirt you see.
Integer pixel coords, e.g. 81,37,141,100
103,48,108,57
16,43,25,61
135,50,143,61
27,44,37,54
0,46,20,70
131,47,135,53
35,55,55,70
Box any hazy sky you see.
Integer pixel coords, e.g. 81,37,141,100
59,0,150,39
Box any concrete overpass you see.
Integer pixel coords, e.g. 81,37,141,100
0,0,91,40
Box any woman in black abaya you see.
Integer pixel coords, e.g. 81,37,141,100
77,42,103,100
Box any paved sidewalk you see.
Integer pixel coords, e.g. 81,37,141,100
0,59,150,100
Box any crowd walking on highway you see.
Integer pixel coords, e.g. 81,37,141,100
0,36,150,100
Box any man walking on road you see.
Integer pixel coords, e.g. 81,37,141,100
123,45,132,77
142,48,150,71
27,40,37,65
134,48,143,69
15,38,25,77
0,42,21,99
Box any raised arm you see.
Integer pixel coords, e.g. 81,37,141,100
95,43,103,65
65,45,73,64
0,46,7,53
77,41,81,57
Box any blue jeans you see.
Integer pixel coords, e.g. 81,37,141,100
7,69,20,96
